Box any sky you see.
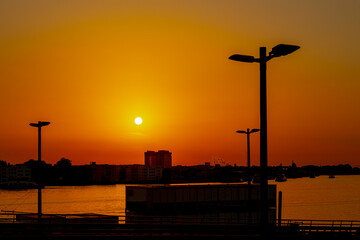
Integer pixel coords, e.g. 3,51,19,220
0,0,359,167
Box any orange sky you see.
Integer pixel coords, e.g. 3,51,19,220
0,0,359,167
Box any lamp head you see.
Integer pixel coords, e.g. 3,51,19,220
29,121,50,127
270,44,300,57
236,130,247,134
250,128,260,133
39,121,50,126
229,54,255,63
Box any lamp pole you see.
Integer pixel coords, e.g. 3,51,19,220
236,128,259,224
229,44,299,230
259,47,268,229
29,121,50,224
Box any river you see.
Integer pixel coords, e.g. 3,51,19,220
0,175,359,220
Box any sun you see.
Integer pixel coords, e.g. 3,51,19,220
134,117,143,125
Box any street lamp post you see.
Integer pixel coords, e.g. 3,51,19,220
29,121,50,224
236,128,259,224
230,44,299,230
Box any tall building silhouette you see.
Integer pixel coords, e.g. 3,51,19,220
145,150,172,168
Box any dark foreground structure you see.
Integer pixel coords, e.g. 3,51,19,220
126,183,276,225
0,212,359,239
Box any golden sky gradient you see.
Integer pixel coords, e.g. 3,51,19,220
0,0,359,167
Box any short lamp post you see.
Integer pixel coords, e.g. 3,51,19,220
236,128,259,224
230,44,300,230
29,121,50,224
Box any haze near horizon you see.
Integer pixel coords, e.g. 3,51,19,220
0,0,359,167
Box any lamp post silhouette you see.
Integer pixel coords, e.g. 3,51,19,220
230,44,299,229
29,121,50,224
236,128,259,224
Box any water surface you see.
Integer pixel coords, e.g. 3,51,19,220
270,175,360,220
1,175,359,220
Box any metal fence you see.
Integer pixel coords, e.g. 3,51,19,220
281,219,360,234
1,211,360,234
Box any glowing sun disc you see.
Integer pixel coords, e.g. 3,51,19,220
135,117,143,125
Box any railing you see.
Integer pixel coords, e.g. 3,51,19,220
1,213,359,238
0,211,123,224
0,212,16,223
281,219,360,234
1,211,359,235
1,212,257,225
124,214,256,225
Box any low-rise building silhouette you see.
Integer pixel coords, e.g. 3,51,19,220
0,164,31,183
125,165,163,182
89,162,122,183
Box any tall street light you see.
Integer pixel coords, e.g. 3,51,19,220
229,44,300,230
29,121,50,224
236,128,259,224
